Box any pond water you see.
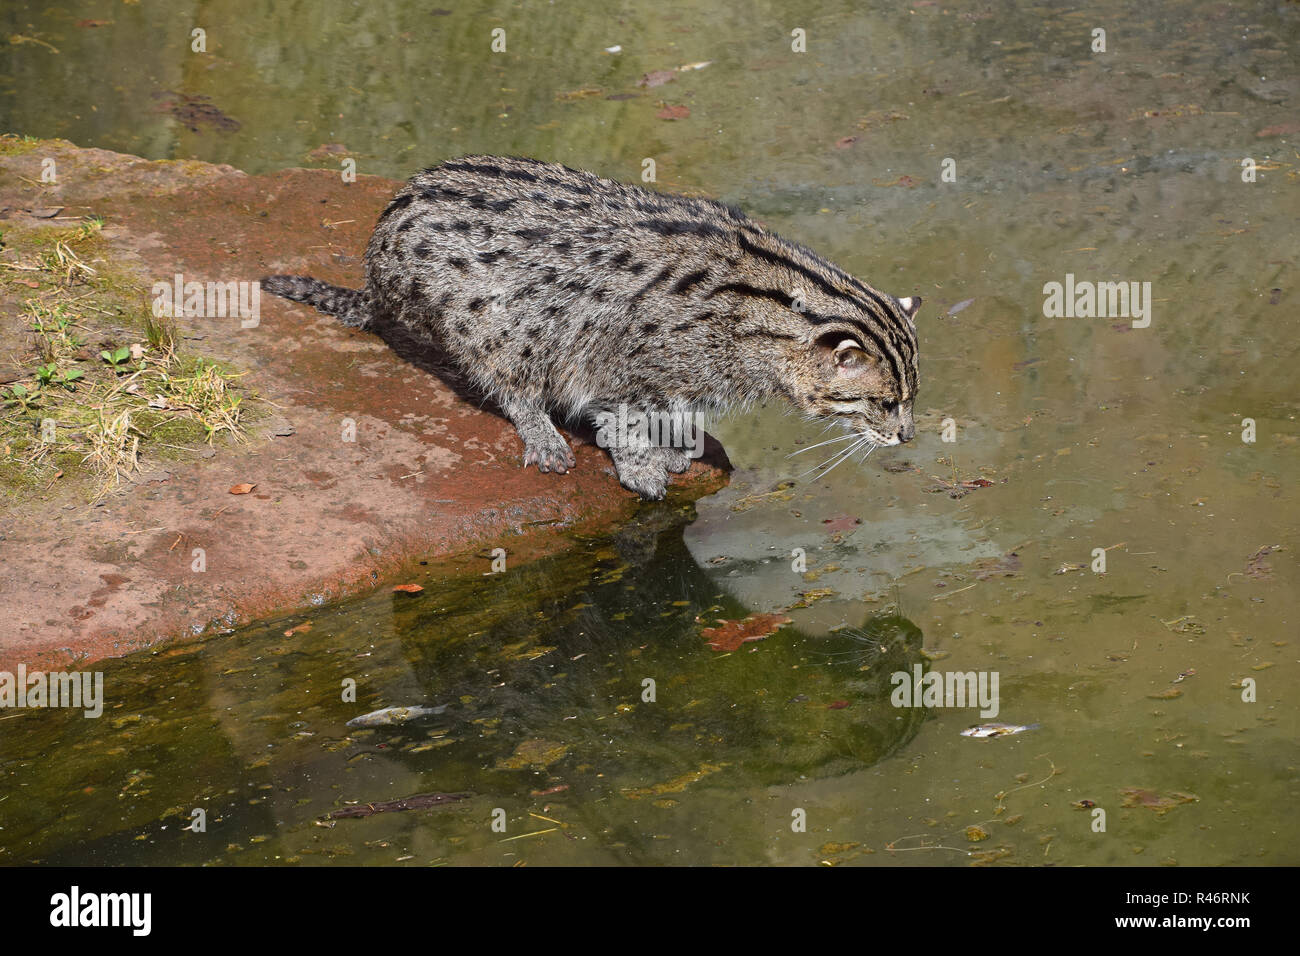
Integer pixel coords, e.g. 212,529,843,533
1,0,1296,865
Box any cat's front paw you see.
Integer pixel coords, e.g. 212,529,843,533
522,435,576,474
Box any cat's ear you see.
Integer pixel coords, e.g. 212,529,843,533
832,338,879,377
898,296,922,322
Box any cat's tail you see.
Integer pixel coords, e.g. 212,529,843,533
261,274,371,329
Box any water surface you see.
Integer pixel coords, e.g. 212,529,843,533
1,0,1296,865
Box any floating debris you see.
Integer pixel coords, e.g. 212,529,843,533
961,722,1039,738
1246,544,1279,579
621,762,725,799
153,91,240,133
496,739,569,770
656,104,690,120
700,612,790,652
1119,788,1198,813
326,791,470,820
639,70,676,88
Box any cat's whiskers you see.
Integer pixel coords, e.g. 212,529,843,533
800,434,869,481
787,432,861,458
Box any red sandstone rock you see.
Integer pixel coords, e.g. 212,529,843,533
0,141,728,668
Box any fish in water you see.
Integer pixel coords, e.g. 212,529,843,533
960,722,1039,738
346,704,448,728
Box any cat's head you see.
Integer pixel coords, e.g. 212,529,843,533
783,294,921,446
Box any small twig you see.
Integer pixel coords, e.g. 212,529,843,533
499,828,557,843
994,756,1060,812
932,582,977,601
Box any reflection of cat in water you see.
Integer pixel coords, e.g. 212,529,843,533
385,505,928,784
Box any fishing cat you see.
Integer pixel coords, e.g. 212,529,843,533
263,156,921,499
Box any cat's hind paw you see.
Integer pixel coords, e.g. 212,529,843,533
616,469,669,500
656,447,692,474
609,448,670,500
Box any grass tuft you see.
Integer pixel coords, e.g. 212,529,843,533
0,215,256,502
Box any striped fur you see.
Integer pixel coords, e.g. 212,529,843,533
263,155,921,498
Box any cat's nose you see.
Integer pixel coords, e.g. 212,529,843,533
898,422,916,443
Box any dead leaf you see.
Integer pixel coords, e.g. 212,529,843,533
872,175,920,188
787,587,834,609
1147,687,1183,700
284,622,313,637
638,70,676,88
1246,545,1277,579
1120,787,1197,813
497,739,568,770
530,784,569,797
392,583,424,594
701,612,790,652
228,483,256,495
973,551,1021,580
821,513,861,532
1256,123,1300,137
656,104,690,120
835,135,859,149
622,762,724,799
820,841,861,854
307,143,350,160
